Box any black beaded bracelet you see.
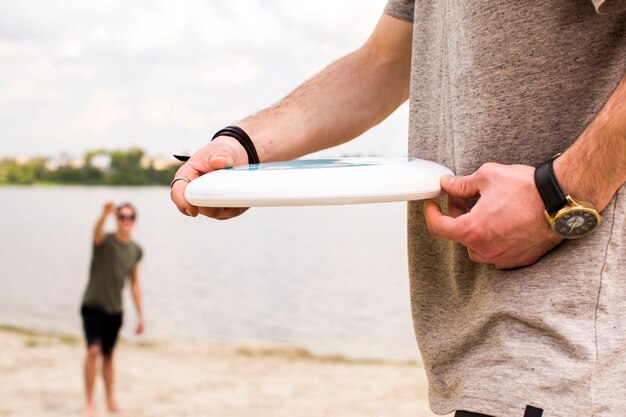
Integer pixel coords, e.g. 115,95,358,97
173,125,260,165
211,126,260,165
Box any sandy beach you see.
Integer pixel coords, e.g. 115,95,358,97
0,325,448,417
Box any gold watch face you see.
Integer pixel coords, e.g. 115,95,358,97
552,207,600,239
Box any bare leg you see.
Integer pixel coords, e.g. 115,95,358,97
84,345,100,417
103,354,121,412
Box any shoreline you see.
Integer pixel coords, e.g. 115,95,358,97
0,324,446,417
0,323,418,366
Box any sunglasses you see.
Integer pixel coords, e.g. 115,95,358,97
117,214,136,222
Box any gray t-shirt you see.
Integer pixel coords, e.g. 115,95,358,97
384,1,625,416
83,233,143,314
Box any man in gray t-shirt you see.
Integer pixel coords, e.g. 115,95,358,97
172,2,625,416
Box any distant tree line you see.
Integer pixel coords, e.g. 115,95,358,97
0,148,180,186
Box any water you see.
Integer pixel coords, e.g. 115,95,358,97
0,186,419,361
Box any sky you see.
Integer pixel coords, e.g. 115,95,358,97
0,0,409,159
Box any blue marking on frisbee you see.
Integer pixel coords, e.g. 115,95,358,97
229,158,412,171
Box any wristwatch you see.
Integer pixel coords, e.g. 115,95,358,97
534,154,601,239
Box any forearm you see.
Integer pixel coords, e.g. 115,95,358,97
93,213,107,244
170,14,412,219
131,281,143,318
555,72,626,211
237,14,412,162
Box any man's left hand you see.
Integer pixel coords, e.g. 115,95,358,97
136,317,145,335
424,163,562,269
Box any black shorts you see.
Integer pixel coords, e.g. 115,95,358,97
81,305,123,357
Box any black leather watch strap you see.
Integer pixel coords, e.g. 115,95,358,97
534,156,568,213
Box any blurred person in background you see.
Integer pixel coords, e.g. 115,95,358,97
80,202,144,416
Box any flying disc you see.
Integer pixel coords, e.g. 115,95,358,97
184,157,453,207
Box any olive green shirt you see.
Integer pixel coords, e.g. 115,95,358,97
82,233,143,314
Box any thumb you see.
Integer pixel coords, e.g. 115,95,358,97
208,137,248,170
441,174,480,199
209,152,235,170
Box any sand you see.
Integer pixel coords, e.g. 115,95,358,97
0,326,450,417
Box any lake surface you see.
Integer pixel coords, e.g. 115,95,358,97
0,186,420,361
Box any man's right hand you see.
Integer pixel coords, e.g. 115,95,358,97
171,136,250,220
103,201,115,216
95,201,116,245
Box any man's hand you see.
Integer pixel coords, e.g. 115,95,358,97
136,316,145,335
103,201,115,216
424,163,562,269
171,136,250,220
94,201,116,246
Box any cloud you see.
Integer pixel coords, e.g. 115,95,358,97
140,98,206,131
20,58,57,82
206,106,251,126
0,39,34,55
111,1,188,54
196,56,261,88
149,55,260,89
68,90,132,136
272,0,383,46
57,65,97,79
55,40,85,58
0,0,402,158
0,77,64,102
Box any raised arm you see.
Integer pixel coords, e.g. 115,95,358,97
93,201,115,246
171,13,413,218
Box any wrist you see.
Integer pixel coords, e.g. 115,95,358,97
236,120,270,162
237,117,307,163
212,126,260,164
553,152,614,212
211,135,248,162
535,156,602,239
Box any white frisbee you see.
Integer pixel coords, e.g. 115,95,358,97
184,157,453,207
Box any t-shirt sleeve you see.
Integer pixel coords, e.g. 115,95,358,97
591,0,626,14
136,245,143,264
93,233,111,251
384,0,415,22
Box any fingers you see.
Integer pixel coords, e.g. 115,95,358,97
424,200,471,242
426,171,481,249
428,165,487,245
209,136,246,169
208,154,235,170
197,207,249,220
441,173,480,200
468,248,516,269
170,163,202,217
467,248,488,264
427,163,558,269
171,137,249,218
447,195,467,218
104,201,115,213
